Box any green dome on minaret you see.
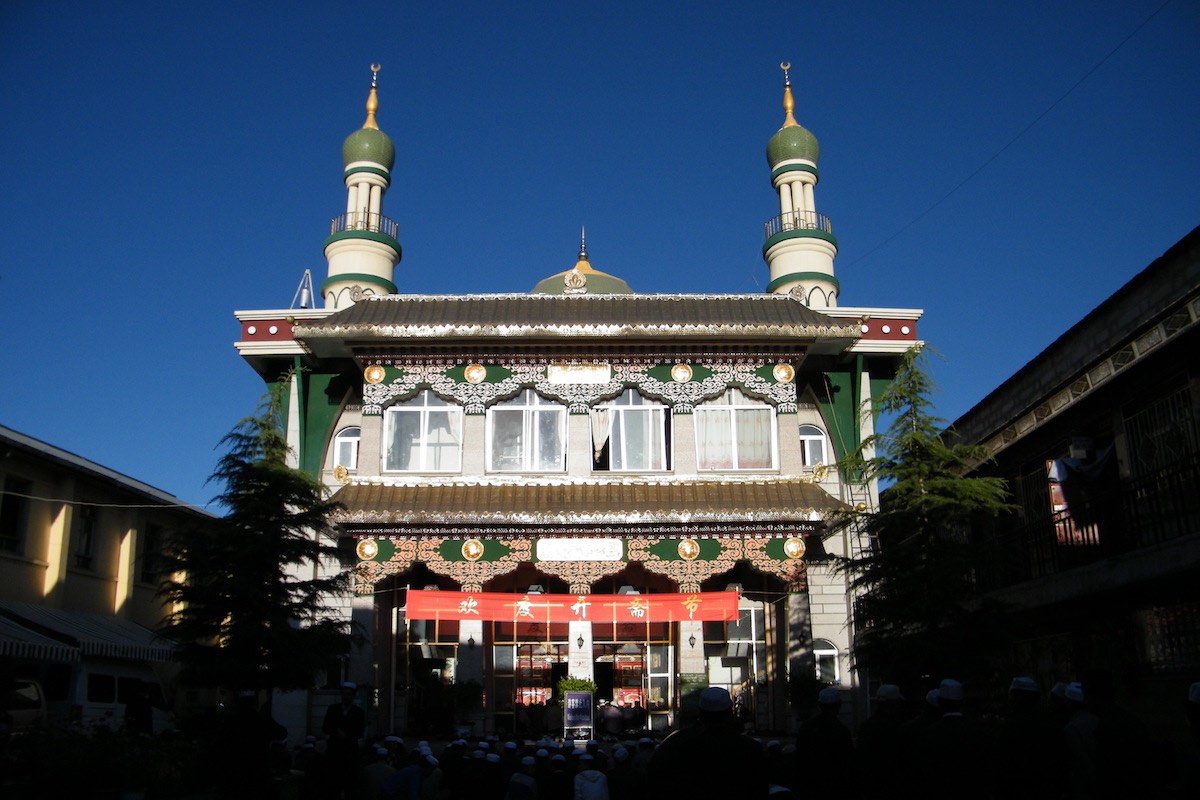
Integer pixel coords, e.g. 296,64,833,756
767,124,819,167
766,65,819,167
343,128,395,170
342,66,395,170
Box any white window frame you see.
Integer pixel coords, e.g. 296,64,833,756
593,389,670,472
383,390,463,473
798,423,828,469
333,426,361,471
693,387,778,471
486,389,567,473
813,638,840,685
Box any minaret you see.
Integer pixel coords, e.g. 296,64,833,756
322,64,402,308
762,62,838,308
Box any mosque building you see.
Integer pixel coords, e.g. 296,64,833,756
235,64,922,736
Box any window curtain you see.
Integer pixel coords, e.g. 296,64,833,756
736,408,772,468
591,407,612,461
697,409,734,469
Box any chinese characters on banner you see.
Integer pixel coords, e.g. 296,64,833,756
404,589,739,623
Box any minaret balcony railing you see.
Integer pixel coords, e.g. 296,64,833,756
763,210,834,241
330,212,399,241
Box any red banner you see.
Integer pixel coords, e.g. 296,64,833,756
405,589,739,623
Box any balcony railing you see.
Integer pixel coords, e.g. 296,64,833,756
976,451,1200,590
763,210,834,241
329,212,399,241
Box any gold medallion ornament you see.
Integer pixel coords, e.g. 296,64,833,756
364,364,386,384
671,363,693,383
464,363,488,385
773,363,795,383
677,538,701,560
356,539,379,560
783,536,807,560
332,465,350,483
461,539,485,561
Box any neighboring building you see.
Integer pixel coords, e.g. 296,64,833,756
235,66,922,736
0,424,209,730
948,226,1200,732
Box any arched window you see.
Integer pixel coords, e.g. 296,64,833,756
813,638,840,684
383,391,463,472
487,389,567,472
333,426,361,471
694,388,776,471
798,424,828,468
592,389,671,472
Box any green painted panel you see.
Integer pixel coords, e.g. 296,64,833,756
645,538,725,561
439,539,513,563
444,364,512,384
644,363,714,383
814,369,857,465
300,370,352,478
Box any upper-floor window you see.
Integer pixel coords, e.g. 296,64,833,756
0,476,32,554
798,424,828,468
384,391,463,472
73,504,97,570
333,426,361,471
488,389,567,473
694,388,776,471
593,389,671,472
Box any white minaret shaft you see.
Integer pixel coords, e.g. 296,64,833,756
323,65,402,308
763,63,839,308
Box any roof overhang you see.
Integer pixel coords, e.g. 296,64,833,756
330,476,847,533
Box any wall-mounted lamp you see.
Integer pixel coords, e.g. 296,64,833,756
577,635,585,650
467,636,475,649
688,634,697,649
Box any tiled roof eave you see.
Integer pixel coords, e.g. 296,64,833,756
297,322,861,340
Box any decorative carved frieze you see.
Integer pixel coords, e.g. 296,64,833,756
361,359,797,415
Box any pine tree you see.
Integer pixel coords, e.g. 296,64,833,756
159,384,352,692
838,347,1012,683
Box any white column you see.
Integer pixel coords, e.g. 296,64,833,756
803,183,816,217
678,620,705,675
458,619,484,688
369,185,383,219
568,620,594,681
779,183,793,216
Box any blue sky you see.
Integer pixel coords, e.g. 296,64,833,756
1,1,1197,511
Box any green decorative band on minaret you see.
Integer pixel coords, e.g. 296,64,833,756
763,228,839,253
766,272,841,293
320,273,398,293
344,165,392,181
324,230,403,259
770,163,820,181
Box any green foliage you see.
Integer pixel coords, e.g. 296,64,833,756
158,381,352,693
836,347,1013,683
556,676,597,696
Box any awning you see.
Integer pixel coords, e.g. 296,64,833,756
0,614,78,662
0,601,175,663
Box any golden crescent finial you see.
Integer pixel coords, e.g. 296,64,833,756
779,61,798,127
363,65,381,130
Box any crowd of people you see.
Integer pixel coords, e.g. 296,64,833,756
241,675,1200,800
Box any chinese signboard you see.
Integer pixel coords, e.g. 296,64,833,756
404,589,739,623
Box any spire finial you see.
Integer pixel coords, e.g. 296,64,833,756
363,64,381,130
779,61,798,128
579,226,588,260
